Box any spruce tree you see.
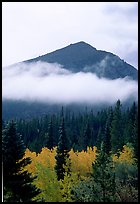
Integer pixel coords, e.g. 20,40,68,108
92,142,116,202
103,122,111,154
132,109,138,159
123,102,137,145
96,126,103,149
55,117,70,180
45,117,54,149
2,121,40,202
83,121,91,151
103,107,113,154
111,100,123,152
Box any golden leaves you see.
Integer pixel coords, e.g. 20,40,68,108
112,144,136,165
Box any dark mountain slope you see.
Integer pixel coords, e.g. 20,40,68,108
2,42,138,120
24,41,137,80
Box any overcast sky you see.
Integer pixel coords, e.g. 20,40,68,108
2,2,138,68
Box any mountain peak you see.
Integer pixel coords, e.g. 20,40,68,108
68,41,96,48
24,42,137,80
51,41,97,54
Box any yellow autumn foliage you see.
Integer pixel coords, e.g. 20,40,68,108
24,146,97,177
23,146,97,201
70,146,97,176
112,144,136,165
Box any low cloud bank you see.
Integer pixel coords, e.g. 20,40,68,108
2,62,138,105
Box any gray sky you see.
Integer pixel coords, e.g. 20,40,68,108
2,2,138,68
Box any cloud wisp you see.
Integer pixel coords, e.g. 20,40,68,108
2,62,138,105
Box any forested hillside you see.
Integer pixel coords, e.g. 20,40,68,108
6,100,137,156
2,100,138,202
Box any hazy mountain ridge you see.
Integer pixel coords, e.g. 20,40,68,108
24,41,137,80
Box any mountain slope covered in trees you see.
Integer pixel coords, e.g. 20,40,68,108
2,100,138,202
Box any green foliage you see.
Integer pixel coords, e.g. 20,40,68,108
59,172,80,202
2,101,138,202
91,142,116,202
71,143,117,202
33,163,62,202
11,101,137,157
55,117,70,180
113,144,138,202
111,100,124,152
71,177,95,202
2,121,40,202
83,121,92,150
45,117,54,149
23,143,138,202
102,107,113,154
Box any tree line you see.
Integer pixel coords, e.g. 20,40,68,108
3,100,137,157
2,100,138,202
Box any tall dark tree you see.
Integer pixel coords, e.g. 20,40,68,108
132,108,138,158
103,122,111,154
55,117,70,180
103,107,113,154
91,142,116,202
111,100,123,152
123,102,137,144
96,126,103,149
83,121,91,150
2,121,41,202
45,117,54,149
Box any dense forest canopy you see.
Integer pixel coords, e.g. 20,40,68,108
2,100,138,202
2,100,137,155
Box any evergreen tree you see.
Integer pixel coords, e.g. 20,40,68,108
83,121,91,151
103,122,111,154
45,117,54,149
92,142,116,202
55,117,70,180
2,121,40,202
123,102,137,145
111,100,123,152
132,109,138,159
96,126,103,149
103,107,113,154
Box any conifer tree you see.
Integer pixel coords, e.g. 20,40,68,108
132,109,138,158
103,107,113,154
92,142,116,202
96,126,103,149
103,122,111,154
45,118,54,149
111,100,123,152
83,121,91,151
2,121,40,202
55,116,70,181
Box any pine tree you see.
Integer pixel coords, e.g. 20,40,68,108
103,122,111,154
83,121,91,151
2,121,41,202
45,117,54,150
111,100,123,152
123,102,137,145
96,126,103,149
55,117,70,180
92,142,116,202
132,109,138,159
103,107,113,154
